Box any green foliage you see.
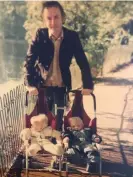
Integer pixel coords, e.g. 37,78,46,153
0,1,26,39
23,1,133,74
24,2,43,43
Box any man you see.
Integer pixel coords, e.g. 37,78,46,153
24,1,93,131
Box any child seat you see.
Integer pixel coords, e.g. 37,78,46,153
23,89,102,176
63,90,102,175
64,90,97,134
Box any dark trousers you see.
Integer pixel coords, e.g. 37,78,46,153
45,87,66,131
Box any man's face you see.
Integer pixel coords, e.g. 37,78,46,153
43,7,63,35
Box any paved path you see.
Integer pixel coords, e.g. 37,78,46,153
83,63,133,177
3,63,133,177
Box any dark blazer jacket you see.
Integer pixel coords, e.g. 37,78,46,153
24,27,93,90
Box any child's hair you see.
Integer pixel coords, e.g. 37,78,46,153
30,114,48,125
69,116,84,127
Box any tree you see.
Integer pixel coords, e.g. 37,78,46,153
0,1,26,39
23,1,133,75
24,2,43,43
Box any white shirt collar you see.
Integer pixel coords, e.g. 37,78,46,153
48,29,63,41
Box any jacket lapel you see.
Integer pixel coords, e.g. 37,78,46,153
60,27,67,52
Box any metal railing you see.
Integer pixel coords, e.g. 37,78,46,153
0,84,26,177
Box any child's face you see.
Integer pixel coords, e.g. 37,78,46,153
32,121,47,132
70,122,83,131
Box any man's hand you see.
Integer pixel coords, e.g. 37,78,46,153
82,89,93,95
26,86,39,95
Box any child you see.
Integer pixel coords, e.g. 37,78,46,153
63,116,101,172
20,114,64,157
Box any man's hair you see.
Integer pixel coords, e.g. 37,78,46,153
42,1,65,19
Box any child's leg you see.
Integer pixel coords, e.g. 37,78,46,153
83,144,99,172
84,144,95,154
28,144,41,156
42,139,64,156
84,144,95,162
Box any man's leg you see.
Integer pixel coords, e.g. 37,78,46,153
45,87,66,131
54,87,66,131
45,87,54,112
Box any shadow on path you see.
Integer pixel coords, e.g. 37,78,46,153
110,60,133,73
99,86,133,177
95,77,133,86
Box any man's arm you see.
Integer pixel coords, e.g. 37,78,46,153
24,28,40,88
73,32,94,91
